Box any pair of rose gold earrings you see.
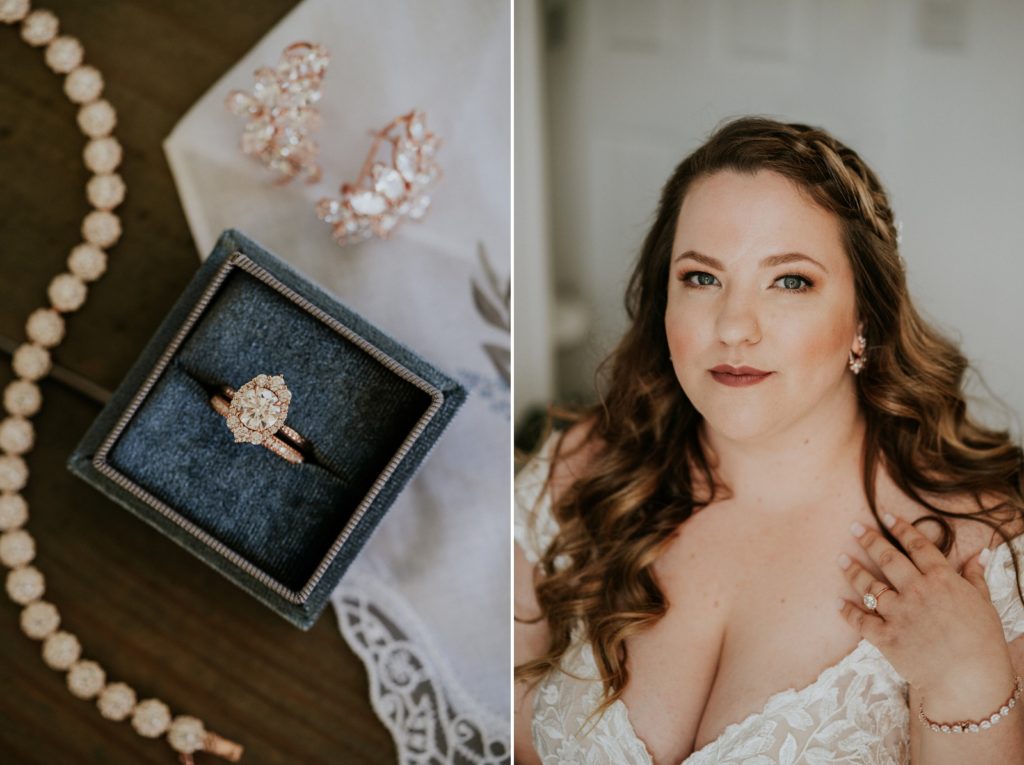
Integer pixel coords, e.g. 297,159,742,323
224,41,442,248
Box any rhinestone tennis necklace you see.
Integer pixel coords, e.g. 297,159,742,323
0,2,242,761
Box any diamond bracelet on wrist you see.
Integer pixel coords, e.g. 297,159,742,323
919,675,1023,734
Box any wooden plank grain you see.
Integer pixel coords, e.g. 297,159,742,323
0,2,396,763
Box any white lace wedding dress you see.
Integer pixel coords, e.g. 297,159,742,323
515,433,1024,765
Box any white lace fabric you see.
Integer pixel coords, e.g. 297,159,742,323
515,433,1024,765
334,572,509,765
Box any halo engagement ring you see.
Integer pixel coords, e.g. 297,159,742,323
209,374,309,464
862,584,893,611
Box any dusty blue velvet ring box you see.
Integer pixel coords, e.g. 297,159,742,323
67,229,465,629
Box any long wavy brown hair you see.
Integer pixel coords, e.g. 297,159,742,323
514,115,1024,722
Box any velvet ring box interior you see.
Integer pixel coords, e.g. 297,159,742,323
67,229,466,629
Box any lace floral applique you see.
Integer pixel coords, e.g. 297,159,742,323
336,581,509,765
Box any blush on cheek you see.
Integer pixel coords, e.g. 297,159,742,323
664,318,696,366
664,325,703,399
794,320,850,370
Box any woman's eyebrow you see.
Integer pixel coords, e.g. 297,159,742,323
674,250,829,274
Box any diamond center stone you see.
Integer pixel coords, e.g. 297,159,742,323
237,386,281,431
225,374,291,445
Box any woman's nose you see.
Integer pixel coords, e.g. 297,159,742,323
715,290,761,346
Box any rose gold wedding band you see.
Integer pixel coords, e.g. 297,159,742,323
210,393,303,464
220,384,310,452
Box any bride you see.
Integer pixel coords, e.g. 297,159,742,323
514,116,1024,765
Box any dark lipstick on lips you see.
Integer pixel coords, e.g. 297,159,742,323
709,364,773,387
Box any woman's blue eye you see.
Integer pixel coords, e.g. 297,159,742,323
681,271,719,288
774,274,813,292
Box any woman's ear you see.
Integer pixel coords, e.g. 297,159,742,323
851,322,866,355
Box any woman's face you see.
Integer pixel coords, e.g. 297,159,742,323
664,169,862,442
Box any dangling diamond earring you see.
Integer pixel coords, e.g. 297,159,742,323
848,333,867,375
224,42,330,184
315,110,441,246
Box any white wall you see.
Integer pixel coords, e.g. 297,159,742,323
514,0,556,425
519,0,1024,439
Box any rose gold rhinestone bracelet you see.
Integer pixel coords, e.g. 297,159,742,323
0,1,242,761
919,675,1023,734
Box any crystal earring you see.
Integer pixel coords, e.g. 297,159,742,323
315,109,442,246
224,41,329,184
848,334,867,375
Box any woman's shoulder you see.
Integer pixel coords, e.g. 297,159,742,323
548,418,604,500
517,419,603,493
514,419,605,562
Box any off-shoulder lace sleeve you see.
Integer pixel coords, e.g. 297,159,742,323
514,431,562,565
986,534,1024,642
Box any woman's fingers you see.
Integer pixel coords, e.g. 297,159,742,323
839,552,895,612
836,595,886,641
852,515,944,587
837,553,892,648
960,547,993,600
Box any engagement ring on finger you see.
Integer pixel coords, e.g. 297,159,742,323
863,585,892,611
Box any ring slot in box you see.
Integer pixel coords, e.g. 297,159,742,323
68,229,466,629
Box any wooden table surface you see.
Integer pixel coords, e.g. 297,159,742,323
0,2,396,762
